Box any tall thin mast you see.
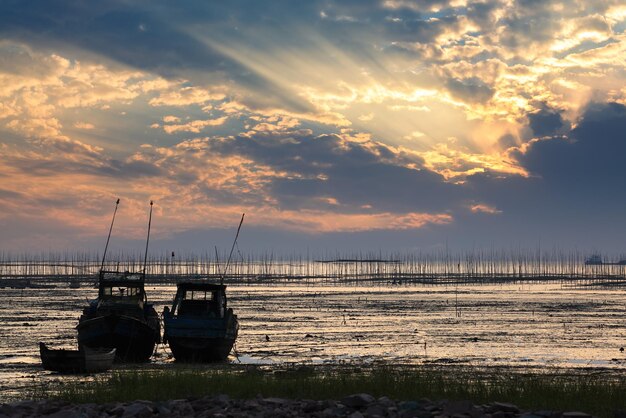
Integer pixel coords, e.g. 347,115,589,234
221,213,245,286
142,201,154,279
100,198,120,272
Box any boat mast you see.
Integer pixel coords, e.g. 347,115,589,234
100,198,120,274
221,213,245,286
142,201,154,280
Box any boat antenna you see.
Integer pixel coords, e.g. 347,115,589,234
142,200,154,280
221,213,245,286
100,198,120,273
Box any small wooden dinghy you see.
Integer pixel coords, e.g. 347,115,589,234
39,342,115,373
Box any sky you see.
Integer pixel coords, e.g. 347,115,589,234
0,0,625,255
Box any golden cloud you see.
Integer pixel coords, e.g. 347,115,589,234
253,209,453,233
73,122,95,130
161,117,228,134
148,86,227,106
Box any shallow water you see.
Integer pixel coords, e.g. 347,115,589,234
1,281,625,400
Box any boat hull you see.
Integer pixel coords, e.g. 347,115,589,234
77,314,159,362
167,336,236,362
164,316,238,362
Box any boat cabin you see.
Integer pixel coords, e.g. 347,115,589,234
170,283,227,318
96,271,146,311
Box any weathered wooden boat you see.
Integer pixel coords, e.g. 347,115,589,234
77,271,161,362
39,342,115,373
76,199,160,362
163,282,239,362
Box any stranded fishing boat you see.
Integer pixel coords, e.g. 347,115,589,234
163,282,239,362
163,214,244,362
77,270,161,362
39,342,115,373
76,200,160,362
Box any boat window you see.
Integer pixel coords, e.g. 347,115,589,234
183,290,214,301
102,286,142,297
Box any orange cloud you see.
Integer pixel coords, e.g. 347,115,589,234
468,203,502,215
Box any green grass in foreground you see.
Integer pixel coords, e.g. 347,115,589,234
32,365,626,417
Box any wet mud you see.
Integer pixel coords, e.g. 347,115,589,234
1,282,625,400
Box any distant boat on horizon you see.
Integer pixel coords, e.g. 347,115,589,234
584,254,626,265
585,254,603,265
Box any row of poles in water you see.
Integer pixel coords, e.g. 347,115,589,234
2,254,626,283
1,200,625,282
99,199,245,286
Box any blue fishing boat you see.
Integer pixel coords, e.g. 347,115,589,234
163,213,244,362
163,282,239,362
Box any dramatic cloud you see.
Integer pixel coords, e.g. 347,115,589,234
451,101,626,248
518,102,626,194
527,106,567,137
0,1,625,252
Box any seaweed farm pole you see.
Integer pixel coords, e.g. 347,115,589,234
100,198,120,272
214,246,220,277
169,251,175,277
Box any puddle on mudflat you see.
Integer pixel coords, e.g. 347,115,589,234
1,282,626,400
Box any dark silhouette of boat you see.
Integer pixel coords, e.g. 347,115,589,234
77,271,161,362
76,199,160,362
163,282,239,362
39,342,115,373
